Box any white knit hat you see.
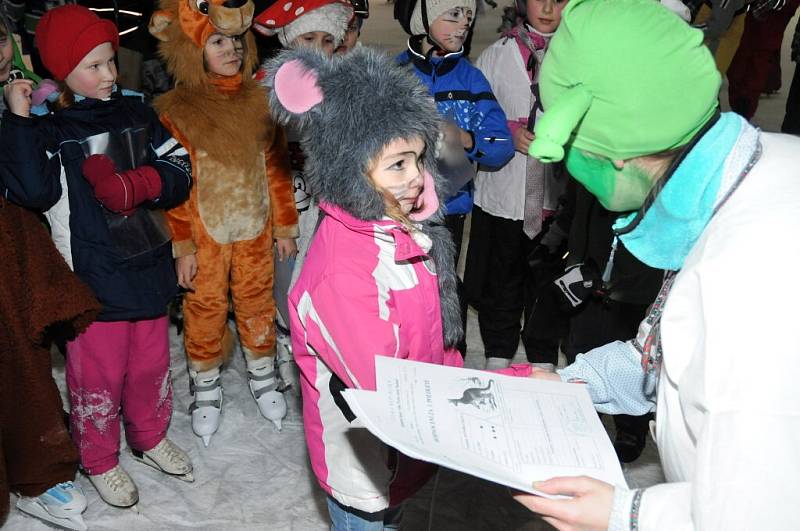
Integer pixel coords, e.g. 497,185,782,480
409,0,476,36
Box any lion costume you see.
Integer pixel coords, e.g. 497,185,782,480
150,0,298,440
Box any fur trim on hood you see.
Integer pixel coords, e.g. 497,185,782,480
263,46,463,348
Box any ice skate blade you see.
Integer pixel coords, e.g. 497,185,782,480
256,407,285,432
104,498,139,509
131,452,195,483
251,387,287,432
16,498,88,531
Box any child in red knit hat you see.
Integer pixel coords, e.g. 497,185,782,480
1,4,194,509
0,10,95,531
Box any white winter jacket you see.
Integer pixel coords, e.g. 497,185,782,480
638,132,800,529
473,38,532,221
563,131,800,529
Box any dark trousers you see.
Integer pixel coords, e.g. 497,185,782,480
521,279,567,365
565,297,652,437
727,1,800,120
464,206,563,362
783,61,800,134
445,214,468,355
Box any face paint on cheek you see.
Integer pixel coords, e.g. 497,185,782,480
434,9,471,48
382,180,415,202
442,32,464,48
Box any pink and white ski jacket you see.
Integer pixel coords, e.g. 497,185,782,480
288,201,462,512
289,202,530,512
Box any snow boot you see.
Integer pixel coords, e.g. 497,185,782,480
87,464,139,508
245,353,287,431
132,437,194,482
16,481,88,530
189,367,223,447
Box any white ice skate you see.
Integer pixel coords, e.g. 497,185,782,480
87,464,139,508
131,437,194,482
189,368,223,447
246,356,287,431
275,329,299,395
16,481,88,531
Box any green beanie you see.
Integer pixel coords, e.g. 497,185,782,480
528,0,720,163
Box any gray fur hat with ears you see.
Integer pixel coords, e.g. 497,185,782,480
263,46,464,349
264,45,445,222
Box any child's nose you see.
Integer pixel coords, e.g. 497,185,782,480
224,38,238,52
408,170,423,189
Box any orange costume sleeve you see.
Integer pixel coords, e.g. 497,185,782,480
160,113,198,258
266,124,299,240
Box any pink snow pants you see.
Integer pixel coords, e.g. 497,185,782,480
66,317,172,475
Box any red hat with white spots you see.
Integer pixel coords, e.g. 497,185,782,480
254,0,352,47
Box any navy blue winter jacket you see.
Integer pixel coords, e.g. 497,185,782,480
397,37,513,215
0,90,192,321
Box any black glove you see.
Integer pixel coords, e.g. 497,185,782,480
553,263,601,312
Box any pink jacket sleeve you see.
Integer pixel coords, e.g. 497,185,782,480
487,364,533,377
300,272,406,391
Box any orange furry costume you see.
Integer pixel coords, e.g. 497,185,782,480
150,0,298,372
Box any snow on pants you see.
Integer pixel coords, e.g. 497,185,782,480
183,222,276,372
66,317,172,475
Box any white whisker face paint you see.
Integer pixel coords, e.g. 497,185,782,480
429,7,474,53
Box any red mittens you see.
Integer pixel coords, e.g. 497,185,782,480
82,154,162,216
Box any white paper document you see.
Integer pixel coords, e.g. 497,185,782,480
342,357,626,497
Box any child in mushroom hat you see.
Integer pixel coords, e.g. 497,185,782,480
253,0,353,394
254,0,353,57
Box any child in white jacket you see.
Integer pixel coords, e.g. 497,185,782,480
465,0,567,370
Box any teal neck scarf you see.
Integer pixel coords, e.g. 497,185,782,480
613,113,761,271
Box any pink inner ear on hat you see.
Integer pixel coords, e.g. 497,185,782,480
274,59,323,114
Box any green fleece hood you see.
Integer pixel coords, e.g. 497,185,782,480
528,0,720,163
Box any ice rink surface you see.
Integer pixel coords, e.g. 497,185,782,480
5,3,796,529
